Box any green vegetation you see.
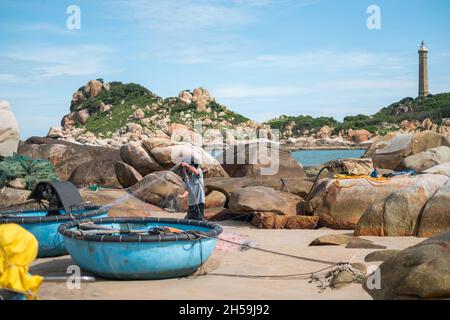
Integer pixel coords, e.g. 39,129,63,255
267,115,338,136
375,93,450,124
70,82,251,137
68,80,449,138
265,92,450,136
72,82,159,135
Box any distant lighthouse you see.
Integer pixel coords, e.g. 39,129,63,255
418,41,429,97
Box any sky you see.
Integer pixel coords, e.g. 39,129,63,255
1,0,450,139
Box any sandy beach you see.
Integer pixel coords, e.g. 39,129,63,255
32,213,423,300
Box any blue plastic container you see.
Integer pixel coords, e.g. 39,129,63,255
59,217,223,280
0,207,109,258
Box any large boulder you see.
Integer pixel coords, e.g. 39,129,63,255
347,129,372,143
251,213,318,230
68,159,120,188
423,162,450,177
18,138,121,185
205,191,227,209
316,126,333,139
371,131,450,170
142,138,227,178
191,87,214,112
309,175,432,230
409,130,450,155
216,141,305,178
22,137,120,162
228,186,303,216
0,101,20,157
205,176,313,201
326,158,373,176
284,215,319,230
364,133,397,158
83,79,109,98
114,161,143,188
18,143,92,180
73,109,90,125
120,142,162,176
0,187,31,208
170,123,203,146
127,171,185,206
355,174,449,236
371,134,413,170
364,232,450,299
401,146,450,172
80,189,164,217
417,180,450,237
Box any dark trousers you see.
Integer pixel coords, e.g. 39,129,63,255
185,203,205,221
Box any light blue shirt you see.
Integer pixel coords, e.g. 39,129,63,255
184,169,205,205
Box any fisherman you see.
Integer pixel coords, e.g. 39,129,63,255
177,159,206,221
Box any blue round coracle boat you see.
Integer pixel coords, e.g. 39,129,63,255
58,217,223,280
0,289,26,301
0,206,109,258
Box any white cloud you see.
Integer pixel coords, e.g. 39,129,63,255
111,0,323,66
213,77,415,100
116,0,254,32
231,51,405,72
230,0,319,7
229,0,274,6
313,78,416,91
14,23,71,35
213,84,308,98
112,0,319,32
155,41,238,64
0,74,22,84
5,45,120,80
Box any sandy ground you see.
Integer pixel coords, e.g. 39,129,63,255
32,213,423,300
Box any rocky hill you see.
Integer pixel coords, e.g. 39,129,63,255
48,79,449,149
49,79,263,148
265,93,450,140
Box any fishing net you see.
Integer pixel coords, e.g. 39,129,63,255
0,154,59,190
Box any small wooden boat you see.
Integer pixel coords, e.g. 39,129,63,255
58,217,223,280
0,181,109,258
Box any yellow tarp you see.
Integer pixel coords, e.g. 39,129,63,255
0,224,43,300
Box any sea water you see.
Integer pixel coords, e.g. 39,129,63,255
291,149,366,167
210,148,366,167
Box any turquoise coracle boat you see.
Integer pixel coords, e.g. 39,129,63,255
58,217,223,280
0,206,109,258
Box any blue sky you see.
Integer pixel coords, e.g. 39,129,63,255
1,0,450,138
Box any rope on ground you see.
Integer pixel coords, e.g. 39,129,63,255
187,231,365,290
334,174,391,189
202,233,338,265
302,166,333,215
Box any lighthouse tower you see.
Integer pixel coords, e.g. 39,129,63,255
418,41,429,97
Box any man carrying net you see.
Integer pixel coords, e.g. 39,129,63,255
176,159,206,221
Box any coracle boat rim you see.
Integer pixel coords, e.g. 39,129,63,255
0,205,109,224
58,217,223,243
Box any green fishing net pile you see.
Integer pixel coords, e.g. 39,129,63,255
0,154,59,190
